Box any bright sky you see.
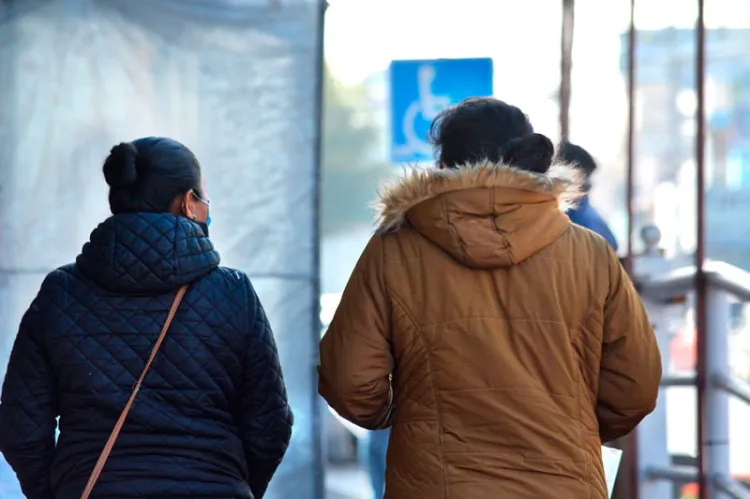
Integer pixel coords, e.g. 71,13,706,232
326,0,558,85
325,0,748,85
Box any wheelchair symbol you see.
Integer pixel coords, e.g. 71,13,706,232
394,64,451,160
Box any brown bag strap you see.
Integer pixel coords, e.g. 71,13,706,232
80,285,189,499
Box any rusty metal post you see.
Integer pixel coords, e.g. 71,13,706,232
611,1,639,498
311,2,329,498
695,0,708,497
560,0,575,141
625,0,637,277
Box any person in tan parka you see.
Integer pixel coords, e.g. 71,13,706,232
318,97,662,499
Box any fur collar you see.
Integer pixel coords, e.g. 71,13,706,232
375,161,585,235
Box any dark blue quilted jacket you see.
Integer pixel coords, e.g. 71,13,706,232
0,213,293,499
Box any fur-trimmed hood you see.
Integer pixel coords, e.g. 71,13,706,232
375,161,585,268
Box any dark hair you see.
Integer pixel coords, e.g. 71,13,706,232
558,140,597,178
429,97,554,174
102,137,202,214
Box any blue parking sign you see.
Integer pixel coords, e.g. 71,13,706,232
390,58,493,164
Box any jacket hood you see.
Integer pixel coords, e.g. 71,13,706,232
375,161,585,269
76,213,220,294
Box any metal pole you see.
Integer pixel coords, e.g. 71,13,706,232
705,288,732,499
634,232,675,499
625,0,636,276
311,1,328,498
559,0,574,141
714,375,750,407
620,2,640,498
636,301,674,499
714,474,750,499
695,0,708,497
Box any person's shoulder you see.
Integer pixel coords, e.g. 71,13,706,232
190,268,259,325
209,266,250,282
38,263,82,292
197,266,251,292
567,223,614,266
569,222,609,246
373,225,425,263
26,264,88,317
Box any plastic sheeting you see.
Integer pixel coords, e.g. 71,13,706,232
0,1,324,497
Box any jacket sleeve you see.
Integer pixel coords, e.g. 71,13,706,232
238,279,293,498
597,246,662,442
318,236,394,430
0,297,57,499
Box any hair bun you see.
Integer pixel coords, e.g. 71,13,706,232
103,142,139,188
501,133,554,174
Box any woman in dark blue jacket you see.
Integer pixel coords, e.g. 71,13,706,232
0,138,293,499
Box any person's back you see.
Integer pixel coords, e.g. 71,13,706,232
0,138,293,498
318,98,661,498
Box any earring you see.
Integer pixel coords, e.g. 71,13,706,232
191,215,197,221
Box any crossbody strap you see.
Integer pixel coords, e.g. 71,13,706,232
80,285,189,499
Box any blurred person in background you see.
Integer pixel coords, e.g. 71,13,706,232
318,98,661,498
0,138,292,498
559,141,618,250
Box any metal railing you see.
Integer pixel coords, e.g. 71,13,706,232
636,254,750,499
639,260,750,304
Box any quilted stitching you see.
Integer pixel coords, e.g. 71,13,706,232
0,213,293,499
76,213,220,294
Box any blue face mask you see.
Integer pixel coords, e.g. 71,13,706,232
192,191,211,238
196,214,211,238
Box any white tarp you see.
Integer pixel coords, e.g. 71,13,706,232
0,1,324,497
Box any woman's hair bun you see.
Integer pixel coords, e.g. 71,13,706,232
103,142,139,188
500,133,555,174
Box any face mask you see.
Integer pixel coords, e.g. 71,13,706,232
190,190,211,238
197,212,211,238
